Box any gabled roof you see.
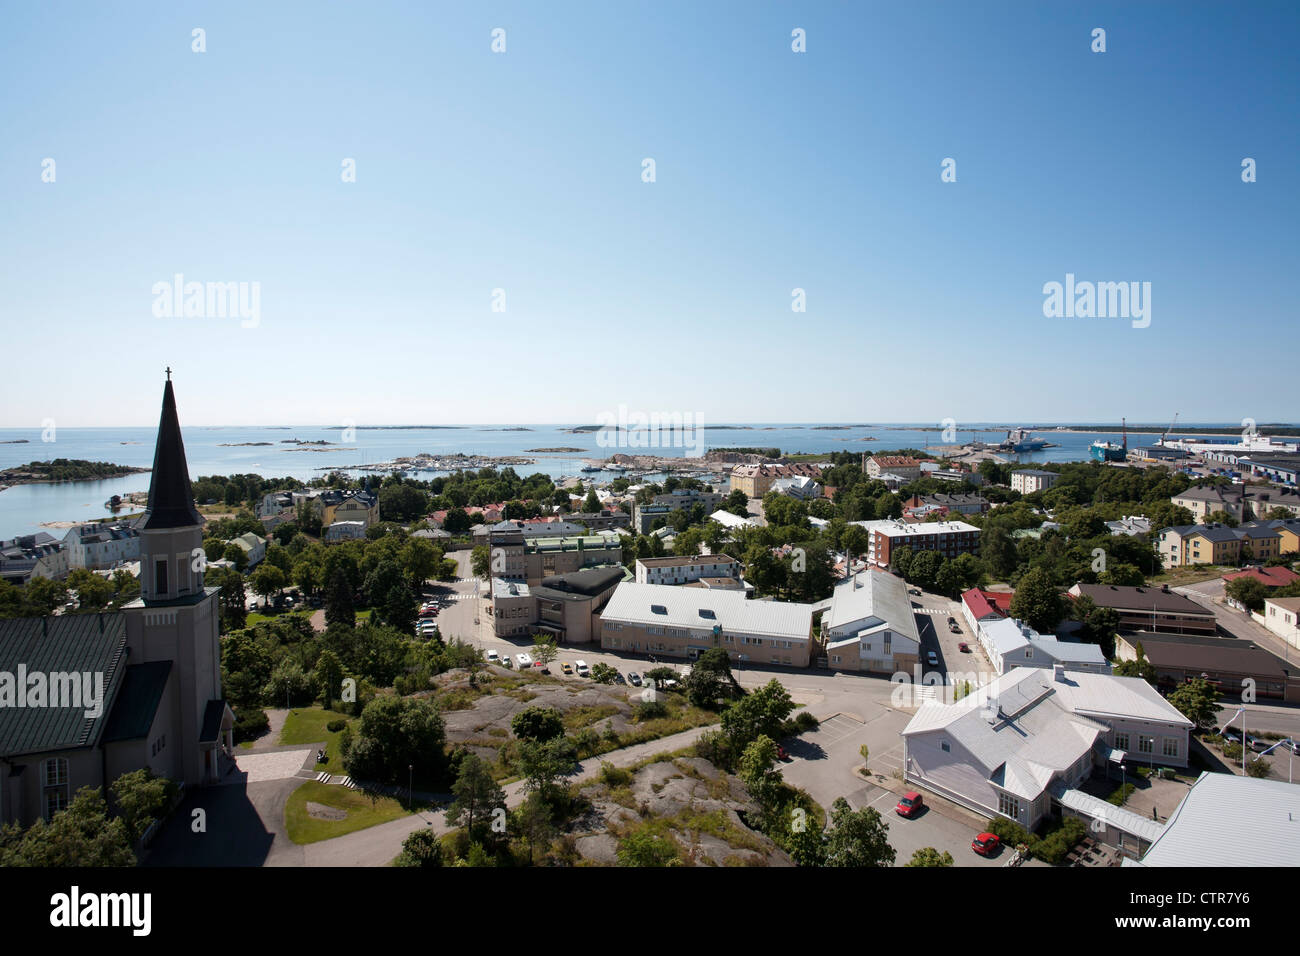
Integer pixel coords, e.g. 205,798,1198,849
825,569,919,644
141,377,203,530
0,614,130,756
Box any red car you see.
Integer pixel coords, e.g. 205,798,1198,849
776,745,791,762
971,832,1001,857
958,642,970,653
895,791,924,818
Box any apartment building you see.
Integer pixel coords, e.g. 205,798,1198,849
634,553,742,587
730,462,823,498
599,582,813,666
851,519,980,569
490,566,626,643
1011,469,1059,494
0,533,69,585
901,493,990,516
865,456,923,482
1262,597,1300,653
524,534,625,585
62,522,141,570
632,489,724,533
1157,519,1295,569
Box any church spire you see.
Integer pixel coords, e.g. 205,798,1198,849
141,373,204,530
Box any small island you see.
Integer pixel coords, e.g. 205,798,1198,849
525,446,586,453
0,459,150,488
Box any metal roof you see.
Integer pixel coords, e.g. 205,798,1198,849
600,582,813,642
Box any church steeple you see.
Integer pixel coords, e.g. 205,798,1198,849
142,372,203,531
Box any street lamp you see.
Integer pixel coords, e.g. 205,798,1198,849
408,763,414,809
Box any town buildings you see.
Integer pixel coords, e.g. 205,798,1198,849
0,533,69,585
1114,633,1295,702
598,582,813,666
634,554,744,588
632,489,724,533
1171,483,1300,522
976,617,1110,677
1157,518,1299,569
1261,596,1300,652
901,493,990,516
489,566,625,643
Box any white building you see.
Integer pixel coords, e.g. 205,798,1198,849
1262,596,1300,651
976,616,1111,677
635,554,743,587
226,531,266,568
903,666,1193,833
324,520,367,542
1011,469,1059,494
63,523,141,570
822,570,920,673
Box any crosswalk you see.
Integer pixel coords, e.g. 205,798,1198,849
915,606,949,615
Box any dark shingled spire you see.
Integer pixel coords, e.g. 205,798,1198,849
141,375,203,530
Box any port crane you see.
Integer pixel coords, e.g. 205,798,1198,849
1158,412,1179,446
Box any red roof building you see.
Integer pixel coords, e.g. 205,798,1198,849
1223,566,1300,588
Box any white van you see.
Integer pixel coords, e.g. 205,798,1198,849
575,660,590,677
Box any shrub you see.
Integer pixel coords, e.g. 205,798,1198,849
1246,758,1271,778
599,762,633,787
1031,817,1087,864
1222,742,1244,760
232,708,270,743
1106,783,1136,806
794,710,819,732
984,817,1032,848
634,700,667,721
326,718,347,733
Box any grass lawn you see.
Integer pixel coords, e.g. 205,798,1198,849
284,780,415,844
279,706,354,774
1149,566,1229,586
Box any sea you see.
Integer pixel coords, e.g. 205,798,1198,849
0,422,1261,541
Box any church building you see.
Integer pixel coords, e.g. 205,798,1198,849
0,374,234,827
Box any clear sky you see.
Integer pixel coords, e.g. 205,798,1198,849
2,2,1296,427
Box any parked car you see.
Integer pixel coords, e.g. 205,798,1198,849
948,620,962,634
926,650,940,667
575,660,590,677
1217,727,1244,744
776,745,791,762
500,656,513,669
627,672,642,687
958,642,970,653
1249,735,1271,753
560,661,573,675
971,832,1001,857
895,792,924,818
516,653,533,667
908,587,921,596
486,649,499,662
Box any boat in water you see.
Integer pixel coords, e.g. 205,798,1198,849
998,427,1048,452
1090,419,1129,462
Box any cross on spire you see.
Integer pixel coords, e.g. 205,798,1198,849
165,366,172,381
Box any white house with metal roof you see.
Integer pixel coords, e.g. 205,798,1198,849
822,570,920,673
977,616,1111,676
902,665,1192,834
598,581,813,666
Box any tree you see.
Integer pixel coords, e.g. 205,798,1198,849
684,647,742,709
583,489,601,513
725,489,749,518
0,787,134,867
324,567,355,629
841,524,870,559
400,537,440,588
589,662,619,684
208,566,247,631
343,695,447,787
516,736,577,802
1114,642,1157,684
906,846,954,867
314,649,344,708
109,769,176,848
513,792,556,865
66,568,113,612
223,541,249,572
858,744,870,772
531,635,558,667
471,545,492,580
1166,677,1219,731
511,706,565,743
1071,595,1121,658
395,829,443,867
823,797,895,867
1225,576,1268,613
445,754,506,841
720,679,795,760
1008,567,1065,633
249,564,287,605
737,735,784,828
616,828,682,866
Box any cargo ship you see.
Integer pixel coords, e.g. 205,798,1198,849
1090,419,1128,462
998,427,1048,452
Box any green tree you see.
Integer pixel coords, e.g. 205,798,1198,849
720,679,795,761
395,829,443,867
1008,567,1065,632
314,649,344,708
1166,677,1219,731
109,769,177,847
0,787,134,867
471,545,492,580
737,735,784,828
589,662,619,684
823,797,895,867
249,564,287,605
1113,642,1157,684
531,634,558,667
906,846,954,867
1225,576,1268,613
445,754,507,841
324,567,355,629
511,706,565,743
516,736,577,802
583,489,601,513
343,695,447,787
684,647,742,709
223,541,249,572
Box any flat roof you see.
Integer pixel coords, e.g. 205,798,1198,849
600,582,813,642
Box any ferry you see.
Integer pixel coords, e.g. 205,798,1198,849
1091,420,1129,462
998,428,1048,452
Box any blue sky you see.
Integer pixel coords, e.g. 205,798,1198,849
1,2,1296,427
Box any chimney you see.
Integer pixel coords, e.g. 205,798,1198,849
1053,664,1066,683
